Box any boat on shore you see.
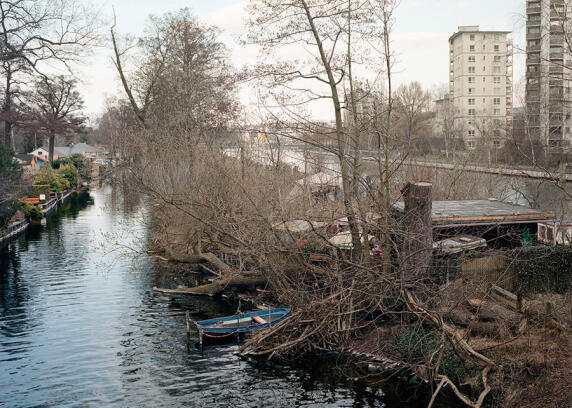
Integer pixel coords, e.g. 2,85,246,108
192,308,291,346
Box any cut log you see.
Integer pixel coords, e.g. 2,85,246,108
444,305,477,327
466,300,522,332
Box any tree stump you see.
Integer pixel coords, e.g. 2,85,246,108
400,182,433,282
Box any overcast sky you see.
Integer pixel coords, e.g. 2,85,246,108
80,0,527,120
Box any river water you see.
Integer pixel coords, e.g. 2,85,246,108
0,185,449,408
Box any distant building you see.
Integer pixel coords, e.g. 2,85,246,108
54,143,101,159
449,26,513,150
30,147,50,158
342,83,384,129
433,94,453,136
525,0,572,152
30,143,103,160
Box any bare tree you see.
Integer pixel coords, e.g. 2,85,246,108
24,75,86,163
393,81,432,153
0,0,99,149
111,7,238,144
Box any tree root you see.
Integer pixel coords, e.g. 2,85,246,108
154,274,266,296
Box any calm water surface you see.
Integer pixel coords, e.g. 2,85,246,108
0,185,448,408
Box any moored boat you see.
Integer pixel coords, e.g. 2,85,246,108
193,308,291,346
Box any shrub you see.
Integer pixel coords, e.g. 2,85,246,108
382,326,469,385
16,201,43,220
57,164,78,187
33,169,70,192
513,246,572,295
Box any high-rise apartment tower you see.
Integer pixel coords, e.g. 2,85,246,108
526,0,572,152
449,26,513,150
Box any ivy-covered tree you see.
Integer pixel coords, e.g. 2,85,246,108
0,144,22,227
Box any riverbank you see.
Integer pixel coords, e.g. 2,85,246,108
121,139,571,408
1,184,453,408
0,188,83,246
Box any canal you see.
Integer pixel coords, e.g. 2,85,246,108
0,185,450,407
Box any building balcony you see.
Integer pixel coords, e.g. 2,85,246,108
550,26,564,34
550,10,565,20
550,52,564,60
527,6,541,14
527,32,541,40
550,38,564,46
528,45,541,52
549,79,564,86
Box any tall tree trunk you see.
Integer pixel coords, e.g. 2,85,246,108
3,69,13,149
300,0,362,255
48,132,55,164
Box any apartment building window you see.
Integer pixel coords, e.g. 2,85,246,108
470,45,475,51
550,46,563,53
494,108,501,115
528,40,539,47
493,98,501,105
494,34,500,40
468,130,475,137
468,98,475,105
493,66,501,73
468,109,476,115
467,120,475,127
493,141,501,149
468,77,475,84
468,88,475,94
470,34,475,41
494,87,501,95
528,27,540,35
494,77,501,84
529,15,540,23
468,55,475,62
466,141,476,150
468,66,475,73
494,56,501,62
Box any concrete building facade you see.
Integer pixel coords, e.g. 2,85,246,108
526,0,572,152
449,26,513,150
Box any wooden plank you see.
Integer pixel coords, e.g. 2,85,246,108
492,284,518,301
252,315,267,324
490,292,518,311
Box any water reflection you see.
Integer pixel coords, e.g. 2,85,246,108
0,185,453,407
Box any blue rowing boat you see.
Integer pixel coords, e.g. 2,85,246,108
193,308,291,345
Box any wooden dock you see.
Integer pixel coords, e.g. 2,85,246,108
0,189,78,246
